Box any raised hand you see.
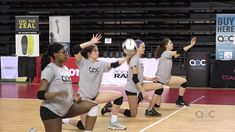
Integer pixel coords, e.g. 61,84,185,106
90,34,102,44
190,37,197,46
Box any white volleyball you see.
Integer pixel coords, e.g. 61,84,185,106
122,38,137,54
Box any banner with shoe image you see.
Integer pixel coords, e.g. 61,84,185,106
15,16,39,57
15,34,39,56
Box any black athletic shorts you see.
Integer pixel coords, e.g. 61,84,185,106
125,90,137,96
40,106,61,120
91,96,97,101
40,103,77,121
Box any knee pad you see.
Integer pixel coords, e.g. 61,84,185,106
181,82,188,88
155,88,164,95
113,96,123,105
123,109,131,117
87,105,98,117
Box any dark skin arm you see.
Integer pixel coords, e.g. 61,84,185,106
38,79,68,100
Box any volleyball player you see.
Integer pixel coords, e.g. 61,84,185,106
102,39,166,117
153,37,197,107
62,34,129,130
37,43,98,132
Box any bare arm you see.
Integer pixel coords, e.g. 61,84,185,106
108,53,132,68
74,34,102,62
169,51,180,58
38,80,67,100
183,37,197,51
131,67,145,93
170,37,197,58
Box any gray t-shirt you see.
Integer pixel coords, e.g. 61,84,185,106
41,63,74,117
76,57,111,99
125,55,144,93
155,51,173,84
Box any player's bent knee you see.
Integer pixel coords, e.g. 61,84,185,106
87,105,98,117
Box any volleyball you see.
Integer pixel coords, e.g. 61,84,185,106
122,38,137,54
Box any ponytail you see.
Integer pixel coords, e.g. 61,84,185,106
41,53,51,71
155,46,165,59
41,42,64,71
155,38,170,59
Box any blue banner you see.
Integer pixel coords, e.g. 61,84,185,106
216,14,235,60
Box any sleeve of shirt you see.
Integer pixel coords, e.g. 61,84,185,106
41,67,54,83
162,51,172,59
101,61,111,73
129,56,139,68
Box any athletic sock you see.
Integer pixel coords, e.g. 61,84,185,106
178,95,183,101
111,114,118,123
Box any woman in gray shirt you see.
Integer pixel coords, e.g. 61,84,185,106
119,39,165,117
62,34,129,130
37,43,98,132
154,37,197,107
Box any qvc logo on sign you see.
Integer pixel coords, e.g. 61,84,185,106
217,35,234,42
189,59,206,67
69,68,79,76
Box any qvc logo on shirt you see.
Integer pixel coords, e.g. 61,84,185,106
189,59,206,67
89,67,100,73
61,76,72,82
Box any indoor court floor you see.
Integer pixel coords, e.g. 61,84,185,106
0,83,235,132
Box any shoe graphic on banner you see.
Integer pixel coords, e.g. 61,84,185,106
21,35,28,55
27,35,34,56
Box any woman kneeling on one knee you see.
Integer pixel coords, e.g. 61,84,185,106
37,43,98,132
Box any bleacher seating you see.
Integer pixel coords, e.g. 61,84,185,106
0,0,235,67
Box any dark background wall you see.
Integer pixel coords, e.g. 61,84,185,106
0,0,235,73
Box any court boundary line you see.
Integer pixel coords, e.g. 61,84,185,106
139,96,205,132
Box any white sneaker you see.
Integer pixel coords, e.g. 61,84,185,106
108,121,127,130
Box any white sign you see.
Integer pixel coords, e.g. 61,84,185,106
99,58,159,86
1,57,18,79
15,34,39,57
105,38,112,44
